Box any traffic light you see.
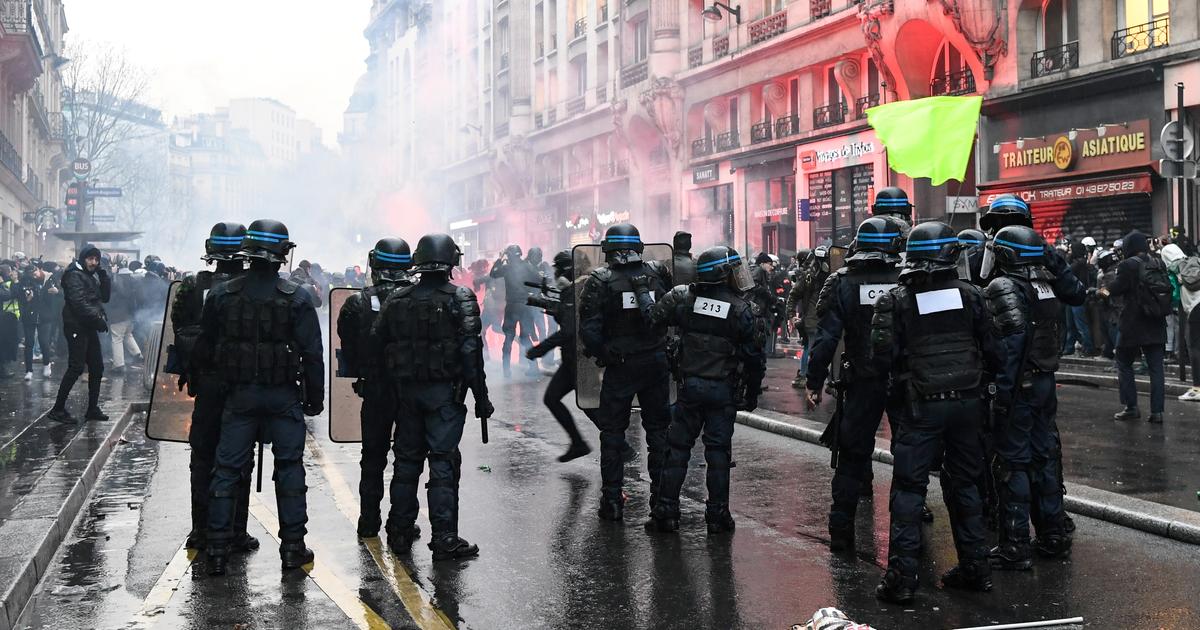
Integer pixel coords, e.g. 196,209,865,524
65,180,85,223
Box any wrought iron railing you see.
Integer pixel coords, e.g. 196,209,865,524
29,83,49,133
547,109,558,125
621,60,648,87
810,0,831,19
499,52,510,70
25,165,39,200
688,45,702,68
0,0,42,58
605,160,630,177
597,85,607,102
1112,18,1169,59
535,112,544,129
599,3,608,22
567,95,586,116
751,120,773,144
1031,41,1079,78
536,41,545,57
0,130,22,180
930,68,976,96
775,114,799,138
569,167,595,187
574,17,587,39
713,35,729,58
692,137,713,158
750,12,786,45
716,130,740,152
48,112,64,140
855,93,879,119
813,102,847,128
538,175,564,194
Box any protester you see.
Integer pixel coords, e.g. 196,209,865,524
1105,231,1168,423
17,264,55,381
1061,241,1097,357
107,259,143,376
1162,243,1200,401
48,244,111,423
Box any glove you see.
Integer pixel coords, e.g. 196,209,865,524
805,387,822,410
1043,246,1069,276
177,373,188,392
303,399,324,417
526,344,549,360
475,397,494,419
739,396,758,412
630,274,650,291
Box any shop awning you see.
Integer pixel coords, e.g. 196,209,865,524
731,146,796,169
977,171,1152,207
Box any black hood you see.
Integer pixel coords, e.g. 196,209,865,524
77,244,102,271
673,231,692,254
1123,230,1149,256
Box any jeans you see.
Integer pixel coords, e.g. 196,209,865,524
1061,305,1094,354
1189,307,1200,387
23,319,54,373
54,324,104,411
1116,344,1165,413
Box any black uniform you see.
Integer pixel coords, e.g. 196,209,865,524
528,275,594,460
374,275,489,553
337,280,407,535
490,254,539,375
579,259,673,515
201,265,324,556
806,254,901,542
871,267,1001,597
173,264,254,550
648,283,764,527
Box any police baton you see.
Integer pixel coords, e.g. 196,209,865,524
480,416,489,444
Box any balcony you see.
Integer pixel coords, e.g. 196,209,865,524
0,0,43,91
547,108,558,125
715,130,740,152
813,102,847,129
692,137,713,158
597,85,607,102
713,35,729,58
537,175,564,195
603,160,630,178
1112,18,1169,59
574,17,587,39
29,83,49,134
854,93,879,119
749,12,786,45
569,167,595,188
499,52,510,70
24,165,39,201
535,112,544,129
810,0,831,19
750,120,773,144
536,41,545,57
0,130,22,181
1031,41,1079,78
48,112,64,141
599,3,608,22
775,114,799,138
548,34,558,54
688,45,702,69
567,95,586,117
930,68,976,96
621,60,648,88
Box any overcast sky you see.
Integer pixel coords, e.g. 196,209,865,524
66,0,371,147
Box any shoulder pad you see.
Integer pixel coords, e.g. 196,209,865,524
437,283,458,295
274,277,298,295
224,276,246,293
589,267,613,282
815,273,841,318
984,277,1026,334
454,285,478,302
835,267,850,277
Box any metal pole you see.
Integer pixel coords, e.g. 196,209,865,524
1178,82,1188,384
954,617,1084,630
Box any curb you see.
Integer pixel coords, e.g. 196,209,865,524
1055,370,1190,397
735,409,1200,547
0,402,146,630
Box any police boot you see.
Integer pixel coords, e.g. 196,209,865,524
280,540,315,570
705,505,736,534
206,546,230,576
358,512,382,538
643,505,679,534
988,541,1033,570
598,497,624,521
232,532,260,553
185,530,206,550
385,523,421,555
429,535,480,561
875,569,917,605
1034,532,1072,559
940,559,993,592
828,516,855,553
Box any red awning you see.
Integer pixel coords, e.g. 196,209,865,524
977,172,1152,207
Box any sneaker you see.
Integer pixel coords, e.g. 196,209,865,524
47,408,75,423
1148,412,1163,424
557,441,592,463
1178,387,1200,402
84,407,109,422
23,371,32,382
42,363,52,378
1112,407,1140,421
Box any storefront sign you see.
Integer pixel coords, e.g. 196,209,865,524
596,210,631,225
978,173,1152,207
799,130,878,172
997,120,1151,179
753,207,789,219
693,163,719,184
946,196,978,214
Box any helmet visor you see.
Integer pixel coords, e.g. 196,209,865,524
730,260,755,293
980,241,997,281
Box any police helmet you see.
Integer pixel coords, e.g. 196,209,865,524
368,238,412,271
853,216,905,255
872,187,913,220
696,245,753,291
980,194,1033,232
239,219,294,264
412,233,462,271
905,221,960,264
957,228,986,248
989,225,1045,270
205,222,247,262
601,223,644,254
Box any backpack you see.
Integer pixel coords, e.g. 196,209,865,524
1178,255,1200,292
1136,256,1174,318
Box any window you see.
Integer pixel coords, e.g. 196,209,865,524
1119,0,1169,28
765,0,787,13
575,59,588,96
788,77,799,115
867,59,880,99
1039,0,1078,49
633,20,648,62
826,67,843,106
728,96,739,133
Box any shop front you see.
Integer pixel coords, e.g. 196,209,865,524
979,119,1159,246
683,161,736,251
736,147,796,258
795,129,889,249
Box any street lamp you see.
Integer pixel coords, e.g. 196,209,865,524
701,2,741,24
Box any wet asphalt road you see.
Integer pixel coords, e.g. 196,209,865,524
11,362,1200,630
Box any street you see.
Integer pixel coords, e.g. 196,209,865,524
7,362,1200,629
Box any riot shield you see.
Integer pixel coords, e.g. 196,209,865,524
145,281,193,442
573,244,674,409
328,287,363,442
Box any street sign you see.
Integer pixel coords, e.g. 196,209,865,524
1160,159,1198,179
71,158,91,180
88,186,123,198
91,215,117,222
1160,121,1194,160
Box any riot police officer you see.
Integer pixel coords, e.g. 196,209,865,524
645,246,764,533
870,221,1001,604
786,247,831,389
871,186,915,228
175,222,258,553
958,228,987,287
527,250,593,462
983,225,1085,569
804,216,907,552
336,238,413,540
579,223,673,521
201,220,325,576
374,234,493,560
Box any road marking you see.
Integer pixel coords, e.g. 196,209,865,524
248,493,391,630
126,543,197,628
304,434,456,630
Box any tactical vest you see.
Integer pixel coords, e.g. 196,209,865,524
1017,269,1061,373
841,262,900,369
214,278,299,386
898,280,983,396
382,283,462,382
352,284,395,376
677,287,744,380
600,263,668,356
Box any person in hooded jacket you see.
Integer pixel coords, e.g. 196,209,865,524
672,231,696,287
1105,231,1167,422
48,244,111,422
